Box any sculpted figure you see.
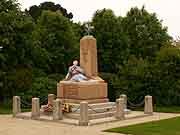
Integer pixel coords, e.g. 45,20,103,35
65,60,88,82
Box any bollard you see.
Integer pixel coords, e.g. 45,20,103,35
144,95,153,114
53,99,63,120
13,96,21,117
48,94,55,105
79,101,88,126
115,98,125,120
31,98,40,119
119,94,127,109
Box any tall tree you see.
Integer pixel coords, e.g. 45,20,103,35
0,0,35,102
92,9,129,73
26,1,73,21
33,10,78,74
122,6,171,59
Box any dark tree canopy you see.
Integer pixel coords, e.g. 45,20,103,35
1,0,179,107
26,1,73,21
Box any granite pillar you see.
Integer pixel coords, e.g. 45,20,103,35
144,95,153,114
13,96,21,117
31,98,40,119
53,99,63,120
115,98,125,120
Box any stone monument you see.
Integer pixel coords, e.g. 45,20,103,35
57,35,109,103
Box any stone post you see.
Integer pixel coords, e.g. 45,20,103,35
115,98,125,120
31,98,40,119
13,96,21,117
48,94,55,105
79,101,88,126
119,94,127,109
144,95,153,114
53,99,63,120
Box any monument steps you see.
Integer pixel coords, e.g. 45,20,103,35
64,111,116,120
72,102,116,109
72,106,116,114
64,113,79,119
88,102,116,108
89,111,115,120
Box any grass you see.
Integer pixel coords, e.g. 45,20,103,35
154,106,180,113
105,117,180,135
0,107,12,114
0,104,31,114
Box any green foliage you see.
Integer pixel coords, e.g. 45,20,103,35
100,72,119,101
2,68,32,104
32,10,78,74
0,0,19,12
114,46,180,105
154,46,180,105
122,6,171,59
26,1,73,21
0,1,178,108
0,0,35,103
92,9,129,72
0,1,77,104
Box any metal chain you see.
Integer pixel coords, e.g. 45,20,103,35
40,97,48,104
127,99,145,109
21,100,32,107
20,96,48,108
71,105,80,113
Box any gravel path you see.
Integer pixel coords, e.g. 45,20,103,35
0,112,179,135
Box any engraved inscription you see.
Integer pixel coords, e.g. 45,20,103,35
81,45,88,63
64,85,78,98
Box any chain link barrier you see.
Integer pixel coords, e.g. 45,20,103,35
39,97,48,105
71,105,80,113
21,100,32,108
127,98,145,109
20,96,48,108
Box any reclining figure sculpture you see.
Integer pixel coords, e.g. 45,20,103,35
64,60,88,82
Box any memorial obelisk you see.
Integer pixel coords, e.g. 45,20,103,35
57,35,108,103
80,36,98,77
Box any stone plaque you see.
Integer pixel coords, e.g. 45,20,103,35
64,85,78,98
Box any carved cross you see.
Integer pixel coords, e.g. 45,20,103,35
85,23,94,35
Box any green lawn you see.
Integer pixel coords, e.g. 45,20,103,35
0,105,31,114
0,107,12,114
154,106,180,113
106,117,180,135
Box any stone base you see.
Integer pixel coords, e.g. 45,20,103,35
61,98,109,104
78,121,88,126
57,80,108,104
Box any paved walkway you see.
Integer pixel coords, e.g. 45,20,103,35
0,112,180,135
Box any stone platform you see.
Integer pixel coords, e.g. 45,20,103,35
64,102,130,120
57,79,109,104
40,102,130,121
15,111,149,126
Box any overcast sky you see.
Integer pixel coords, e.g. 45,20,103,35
18,0,180,39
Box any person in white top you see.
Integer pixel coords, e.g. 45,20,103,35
65,60,88,82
